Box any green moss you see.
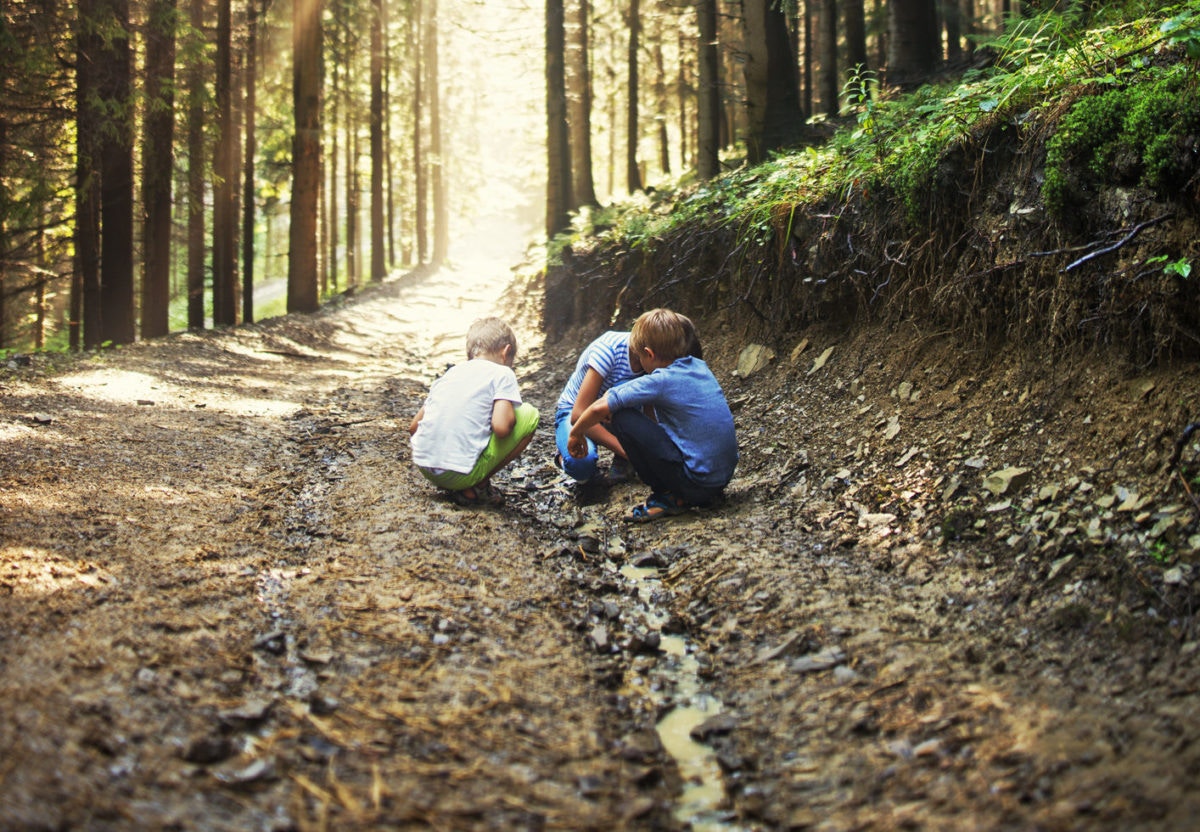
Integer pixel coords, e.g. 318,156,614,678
1043,67,1200,217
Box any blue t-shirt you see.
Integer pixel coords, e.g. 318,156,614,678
555,331,638,413
605,355,738,488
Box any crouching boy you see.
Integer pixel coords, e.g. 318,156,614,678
567,308,736,521
410,317,539,506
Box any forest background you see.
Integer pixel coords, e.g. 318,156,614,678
0,0,1130,357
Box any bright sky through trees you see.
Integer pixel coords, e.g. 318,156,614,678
435,0,546,265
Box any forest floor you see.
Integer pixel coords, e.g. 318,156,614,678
2,258,1200,832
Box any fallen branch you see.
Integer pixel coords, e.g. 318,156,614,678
1063,214,1174,272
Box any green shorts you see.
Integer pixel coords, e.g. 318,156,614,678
419,403,539,490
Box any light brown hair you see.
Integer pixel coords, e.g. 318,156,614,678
466,317,518,359
629,308,689,364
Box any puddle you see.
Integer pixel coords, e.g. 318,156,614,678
620,563,743,831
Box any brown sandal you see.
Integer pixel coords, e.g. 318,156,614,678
449,482,505,507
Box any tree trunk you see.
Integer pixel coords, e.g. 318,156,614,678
845,0,868,74
213,0,236,326
242,0,260,323
428,0,447,265
819,0,838,116
344,19,358,289
76,0,100,349
289,0,322,313
569,0,598,208
887,0,940,88
327,35,339,294
677,28,690,171
802,0,814,116
96,0,135,345
743,0,805,165
545,0,571,236
141,0,176,339
413,0,426,264
384,27,396,268
653,29,670,177
186,0,206,330
625,0,641,193
945,0,964,62
370,0,386,281
695,0,720,180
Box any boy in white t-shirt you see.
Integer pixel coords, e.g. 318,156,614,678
409,317,539,506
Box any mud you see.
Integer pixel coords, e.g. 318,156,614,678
2,261,1199,831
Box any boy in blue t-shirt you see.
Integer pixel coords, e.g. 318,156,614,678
567,309,737,522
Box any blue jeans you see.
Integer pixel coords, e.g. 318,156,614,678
555,408,599,482
607,408,724,506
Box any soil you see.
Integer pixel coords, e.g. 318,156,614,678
2,258,1199,832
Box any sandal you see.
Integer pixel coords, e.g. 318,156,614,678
625,493,688,523
449,482,505,507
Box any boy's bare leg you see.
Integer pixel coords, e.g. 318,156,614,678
485,433,535,482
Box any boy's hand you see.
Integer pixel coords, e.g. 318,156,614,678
567,431,588,458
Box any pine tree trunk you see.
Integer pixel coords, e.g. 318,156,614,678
887,0,940,88
242,0,260,323
545,0,572,236
141,0,176,339
289,0,322,313
186,0,206,330
213,0,236,326
413,0,427,264
695,0,720,180
625,0,641,193
76,0,101,349
370,0,385,281
97,0,135,344
428,0,448,265
569,0,597,208
819,0,838,116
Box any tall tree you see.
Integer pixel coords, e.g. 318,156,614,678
213,0,237,325
412,0,427,263
370,0,386,281
569,0,598,209
327,19,339,294
95,0,135,345
742,0,805,164
141,0,177,339
76,0,101,349
242,0,261,323
845,0,869,77
428,0,448,265
695,0,720,180
185,0,206,330
289,0,322,313
625,0,641,193
546,0,572,236
652,22,670,176
818,0,838,115
887,0,940,88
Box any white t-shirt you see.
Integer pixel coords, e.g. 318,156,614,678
411,359,523,474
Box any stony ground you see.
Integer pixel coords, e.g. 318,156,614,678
2,264,1199,831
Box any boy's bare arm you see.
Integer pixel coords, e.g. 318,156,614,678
492,399,516,438
570,369,605,423
567,396,612,457
409,407,425,435
570,369,625,454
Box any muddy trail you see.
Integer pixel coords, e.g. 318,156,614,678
3,260,1200,832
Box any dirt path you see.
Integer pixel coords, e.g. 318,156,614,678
3,266,1200,831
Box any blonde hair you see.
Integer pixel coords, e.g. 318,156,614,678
466,317,518,359
629,308,689,364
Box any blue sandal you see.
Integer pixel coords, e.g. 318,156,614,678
626,493,688,523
